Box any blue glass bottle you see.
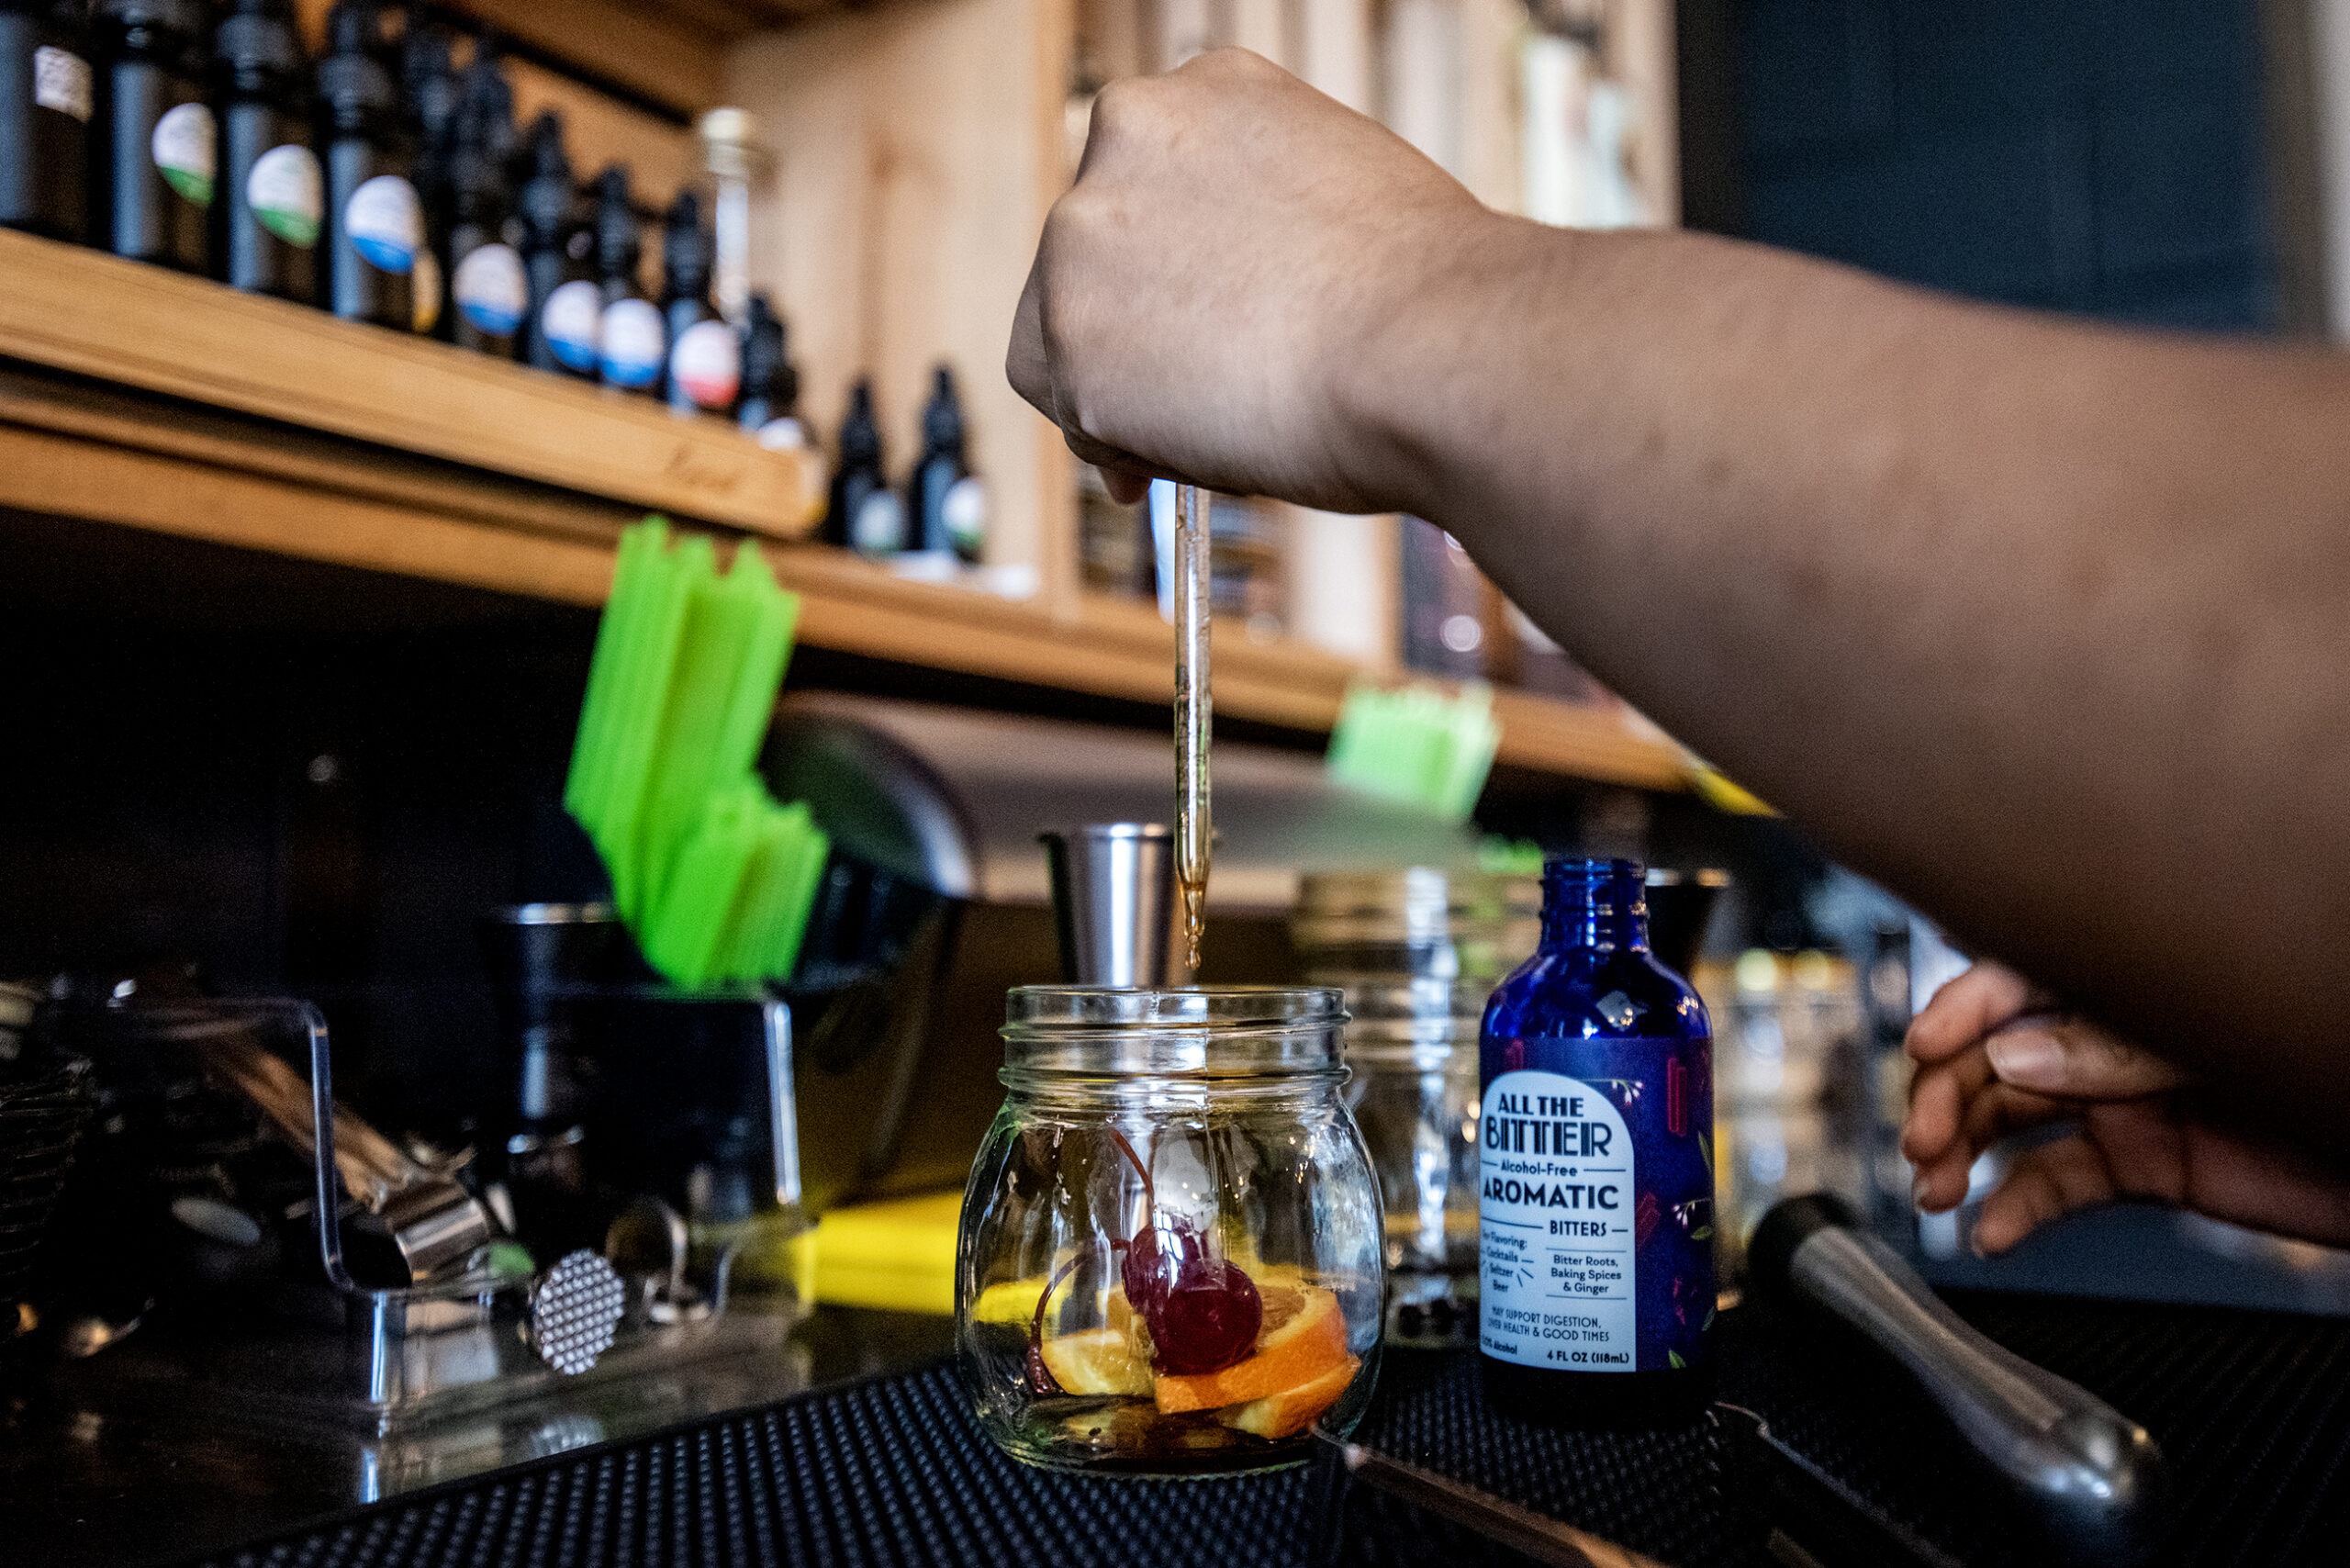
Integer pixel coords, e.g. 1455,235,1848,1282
1478,857,1715,1427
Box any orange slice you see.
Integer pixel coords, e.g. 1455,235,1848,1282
1217,1353,1360,1439
1154,1284,1348,1413
1040,1327,1153,1396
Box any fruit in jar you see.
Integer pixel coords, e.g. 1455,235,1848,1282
1105,1128,1263,1375
1039,1327,1154,1397
1154,1283,1348,1413
1217,1353,1360,1439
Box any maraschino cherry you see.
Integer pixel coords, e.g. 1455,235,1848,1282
1026,1127,1261,1394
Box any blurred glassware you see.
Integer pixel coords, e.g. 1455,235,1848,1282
1700,948,1869,1277
1290,868,1538,1347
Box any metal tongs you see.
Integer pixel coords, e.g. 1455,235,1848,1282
140,1002,497,1284
151,999,627,1374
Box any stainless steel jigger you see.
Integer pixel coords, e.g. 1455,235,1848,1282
1041,823,1181,986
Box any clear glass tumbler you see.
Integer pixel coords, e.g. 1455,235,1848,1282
957,987,1382,1475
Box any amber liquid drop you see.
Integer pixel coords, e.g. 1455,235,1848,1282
1172,483,1212,972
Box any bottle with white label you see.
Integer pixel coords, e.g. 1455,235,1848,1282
1478,856,1714,1428
316,0,414,329
588,163,663,396
824,378,901,557
442,71,520,357
735,291,807,445
907,364,985,564
93,0,210,271
1,0,91,241
210,0,314,303
515,110,588,375
658,190,735,415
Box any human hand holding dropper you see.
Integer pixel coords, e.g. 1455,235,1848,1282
1010,49,2350,1179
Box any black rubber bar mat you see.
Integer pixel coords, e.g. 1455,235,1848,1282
195,1294,2350,1568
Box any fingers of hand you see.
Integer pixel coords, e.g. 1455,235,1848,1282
1904,1044,2076,1213
1974,1137,2118,1255
1982,1017,2188,1099
1902,1047,1993,1210
1905,961,2052,1065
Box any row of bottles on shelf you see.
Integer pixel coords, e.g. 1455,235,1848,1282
820,366,986,566
0,0,802,436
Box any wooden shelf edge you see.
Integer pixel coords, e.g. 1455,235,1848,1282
0,230,819,537
0,405,1688,790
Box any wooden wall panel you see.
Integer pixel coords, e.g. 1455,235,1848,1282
727,0,1079,608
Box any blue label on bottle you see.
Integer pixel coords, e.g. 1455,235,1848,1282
1478,1036,1714,1374
598,297,665,387
541,280,601,373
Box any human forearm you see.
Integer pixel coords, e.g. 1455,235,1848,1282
1357,218,2350,1141
1011,50,2350,1142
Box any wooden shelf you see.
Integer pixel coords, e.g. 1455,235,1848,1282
0,230,819,538
0,358,1684,790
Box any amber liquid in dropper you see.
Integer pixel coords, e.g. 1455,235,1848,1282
1172,484,1212,972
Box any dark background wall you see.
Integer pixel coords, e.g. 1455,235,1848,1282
1678,0,2286,330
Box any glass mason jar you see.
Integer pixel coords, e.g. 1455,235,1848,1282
957,987,1383,1475
1292,870,1539,1350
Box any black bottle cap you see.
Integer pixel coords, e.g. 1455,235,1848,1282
839,378,881,470
401,22,458,147
457,33,515,170
515,110,573,247
661,190,711,301
215,0,299,84
920,364,964,455
96,0,208,38
591,163,638,284
741,292,799,412
447,96,508,222
317,0,394,122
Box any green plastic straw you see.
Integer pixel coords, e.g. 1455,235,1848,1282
565,519,827,987
1326,680,1502,823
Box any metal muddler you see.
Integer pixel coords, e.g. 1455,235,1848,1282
1749,1193,2169,1566
1041,823,1180,987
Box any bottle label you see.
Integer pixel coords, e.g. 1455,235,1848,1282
669,319,741,409
453,243,526,335
344,174,420,274
852,490,906,554
151,102,216,207
33,46,91,123
599,297,665,387
542,280,601,372
753,417,806,453
411,248,442,333
1478,1036,1714,1374
246,144,321,247
943,476,987,554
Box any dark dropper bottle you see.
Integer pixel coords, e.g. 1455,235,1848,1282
590,162,660,396
906,364,981,562
515,109,589,375
442,68,519,355
1477,858,1716,1428
1,0,92,241
211,0,313,302
658,189,735,414
92,0,211,271
824,378,901,556
316,0,418,329
397,16,454,329
735,291,803,442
